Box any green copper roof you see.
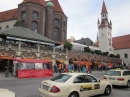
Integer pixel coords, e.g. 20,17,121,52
46,2,54,7
0,27,57,44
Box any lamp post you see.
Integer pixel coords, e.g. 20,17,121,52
5,44,12,77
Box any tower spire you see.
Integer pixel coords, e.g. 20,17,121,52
101,1,108,14
97,18,100,24
97,31,99,40
110,20,112,25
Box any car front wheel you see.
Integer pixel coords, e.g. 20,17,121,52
104,85,111,96
127,80,130,88
69,92,79,97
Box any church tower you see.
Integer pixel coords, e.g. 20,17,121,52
97,1,113,53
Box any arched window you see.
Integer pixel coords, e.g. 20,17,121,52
0,27,1,30
54,18,59,26
6,25,9,29
124,53,128,58
32,11,38,20
63,21,66,28
53,28,59,41
31,21,38,32
62,30,66,41
21,11,26,19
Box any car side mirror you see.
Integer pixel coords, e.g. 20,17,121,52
99,80,101,82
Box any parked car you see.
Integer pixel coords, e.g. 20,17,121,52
104,69,130,88
39,73,112,97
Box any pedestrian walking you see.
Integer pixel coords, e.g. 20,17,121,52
82,64,86,73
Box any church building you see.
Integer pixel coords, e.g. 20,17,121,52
0,0,67,43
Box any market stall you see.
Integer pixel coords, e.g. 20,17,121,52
14,59,53,78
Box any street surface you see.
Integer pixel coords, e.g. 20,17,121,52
0,71,130,97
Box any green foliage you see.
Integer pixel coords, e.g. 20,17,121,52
90,50,94,54
63,42,73,50
84,47,91,53
103,51,109,56
14,22,28,28
110,54,115,57
94,50,102,55
115,54,120,58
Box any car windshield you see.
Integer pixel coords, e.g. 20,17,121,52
105,71,121,76
50,74,72,83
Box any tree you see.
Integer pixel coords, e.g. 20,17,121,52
116,54,120,58
95,50,102,55
84,47,91,53
90,50,94,54
103,51,109,56
110,54,115,57
63,42,73,50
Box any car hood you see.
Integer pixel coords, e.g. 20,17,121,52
0,88,15,97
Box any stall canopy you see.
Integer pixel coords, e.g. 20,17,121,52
0,56,14,60
80,61,92,65
71,61,79,64
56,60,65,63
14,59,52,63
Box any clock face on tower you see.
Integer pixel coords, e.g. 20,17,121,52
32,12,38,20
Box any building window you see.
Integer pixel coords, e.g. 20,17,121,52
102,21,104,24
0,27,1,30
6,25,9,29
62,30,65,41
21,11,26,19
124,53,128,58
31,21,38,32
63,21,66,28
32,12,38,20
54,18,59,26
53,28,59,41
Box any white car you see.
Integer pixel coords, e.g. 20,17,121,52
104,69,130,88
39,73,112,97
0,88,15,97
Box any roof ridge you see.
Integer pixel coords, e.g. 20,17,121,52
0,8,18,14
113,34,130,38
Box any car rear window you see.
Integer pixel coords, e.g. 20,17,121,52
50,74,72,83
105,71,121,76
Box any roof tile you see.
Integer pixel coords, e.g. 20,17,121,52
52,0,64,13
0,27,57,44
101,1,108,14
0,8,18,22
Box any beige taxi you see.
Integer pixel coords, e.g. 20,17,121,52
0,88,16,97
104,69,130,88
39,73,112,97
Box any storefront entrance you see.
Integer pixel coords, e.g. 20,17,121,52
0,59,13,72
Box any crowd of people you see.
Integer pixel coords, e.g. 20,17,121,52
53,62,91,74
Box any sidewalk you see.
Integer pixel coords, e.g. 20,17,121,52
0,72,17,80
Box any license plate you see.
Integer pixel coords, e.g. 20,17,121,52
43,85,49,90
109,77,115,80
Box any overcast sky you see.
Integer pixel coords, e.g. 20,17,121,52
0,0,130,42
